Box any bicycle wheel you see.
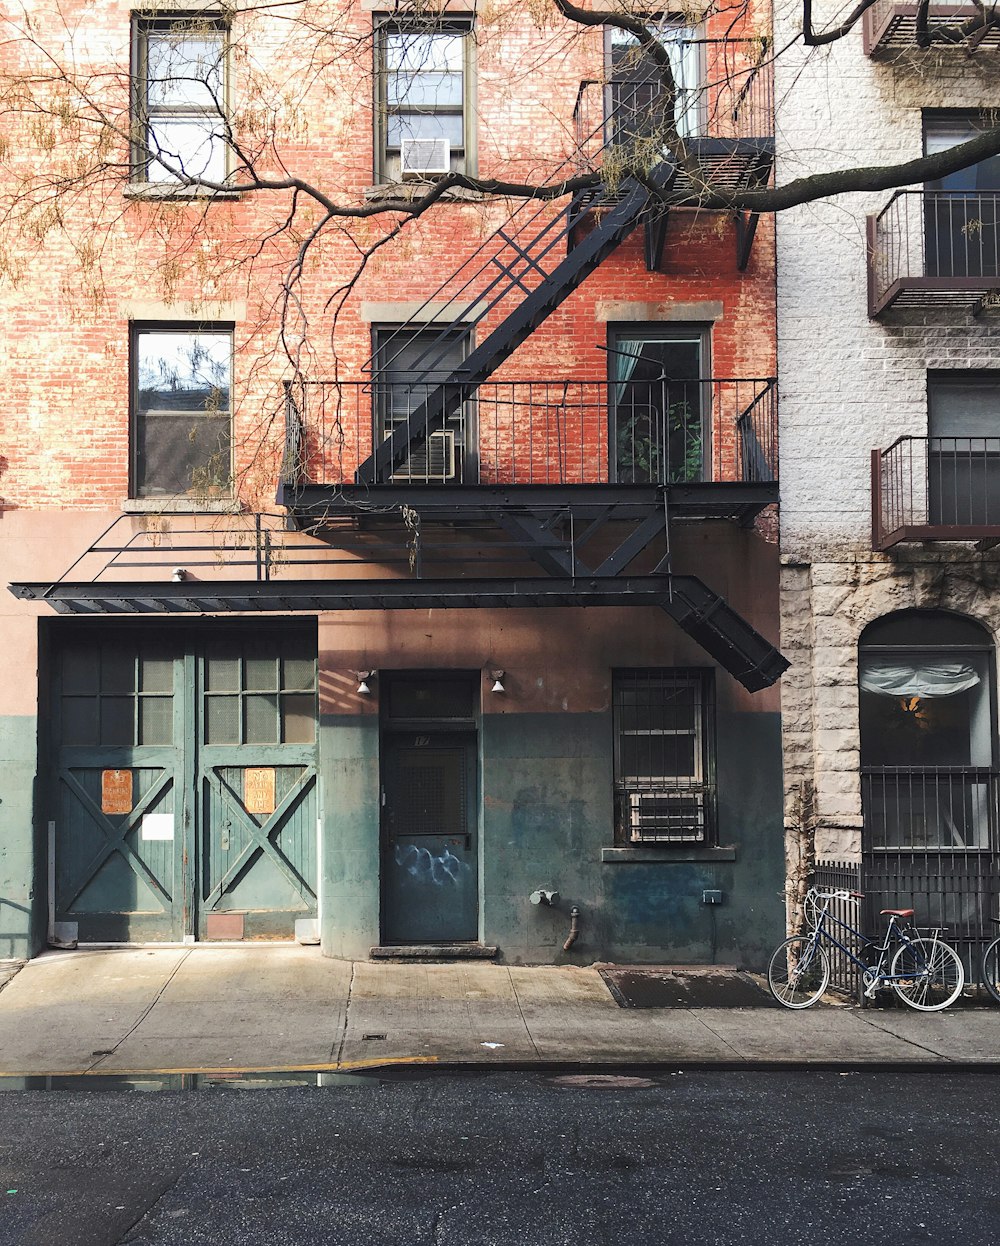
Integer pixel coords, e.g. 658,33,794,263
890,938,965,1011
767,935,829,1009
981,938,1000,1006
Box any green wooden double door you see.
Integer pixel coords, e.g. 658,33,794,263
50,626,318,943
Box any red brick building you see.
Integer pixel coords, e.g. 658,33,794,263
1,0,785,964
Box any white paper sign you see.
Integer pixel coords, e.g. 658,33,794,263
141,813,175,841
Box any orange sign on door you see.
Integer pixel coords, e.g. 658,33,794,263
101,769,133,815
244,767,276,814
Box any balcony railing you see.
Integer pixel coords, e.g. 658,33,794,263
863,0,1000,54
282,377,777,490
572,40,773,193
872,435,1000,547
868,191,1000,316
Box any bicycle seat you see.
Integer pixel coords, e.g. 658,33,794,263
880,908,914,918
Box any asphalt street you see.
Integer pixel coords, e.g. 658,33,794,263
0,1068,997,1245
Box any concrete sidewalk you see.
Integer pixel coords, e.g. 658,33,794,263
0,947,997,1076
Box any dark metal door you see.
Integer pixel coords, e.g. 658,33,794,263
383,732,478,943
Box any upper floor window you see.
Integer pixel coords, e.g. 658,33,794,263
924,112,1000,279
131,325,233,499
608,19,703,142
610,324,708,484
375,17,473,183
613,669,716,846
133,16,228,184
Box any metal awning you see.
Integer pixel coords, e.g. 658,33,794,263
9,574,788,692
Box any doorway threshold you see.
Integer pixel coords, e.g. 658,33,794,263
370,944,499,961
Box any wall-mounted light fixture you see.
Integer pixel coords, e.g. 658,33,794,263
489,669,505,694
171,567,188,582
353,670,375,696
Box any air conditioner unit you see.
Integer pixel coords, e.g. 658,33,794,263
387,428,457,482
400,138,451,178
628,790,705,844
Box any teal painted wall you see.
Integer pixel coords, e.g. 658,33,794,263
0,715,41,960
316,706,784,968
318,715,380,958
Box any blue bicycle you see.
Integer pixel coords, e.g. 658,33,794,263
768,887,965,1012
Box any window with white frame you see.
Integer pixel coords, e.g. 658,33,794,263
375,17,473,183
131,325,233,499
613,669,715,845
133,16,228,184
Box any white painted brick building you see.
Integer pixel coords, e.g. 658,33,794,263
774,0,1000,930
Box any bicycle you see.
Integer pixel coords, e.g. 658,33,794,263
980,918,1000,1005
767,887,965,1012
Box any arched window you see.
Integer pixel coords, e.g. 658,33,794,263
859,610,995,851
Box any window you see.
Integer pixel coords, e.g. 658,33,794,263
133,16,228,184
373,325,473,482
928,373,1000,526
608,19,704,144
613,670,715,845
924,113,1000,279
609,325,708,483
131,325,233,499
860,611,995,851
204,635,316,745
375,18,473,183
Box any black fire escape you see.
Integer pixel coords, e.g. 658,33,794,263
11,40,786,691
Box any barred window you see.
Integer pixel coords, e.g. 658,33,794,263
613,669,715,845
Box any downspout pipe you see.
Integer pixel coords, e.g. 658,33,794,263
563,906,581,952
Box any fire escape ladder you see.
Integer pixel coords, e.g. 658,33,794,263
661,577,789,692
356,174,667,484
490,509,786,691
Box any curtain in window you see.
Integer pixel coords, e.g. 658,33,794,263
611,340,647,406
859,660,981,697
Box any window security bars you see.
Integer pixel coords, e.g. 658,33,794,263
282,378,776,489
868,191,1000,315
133,17,228,184
873,436,1000,548
613,670,715,845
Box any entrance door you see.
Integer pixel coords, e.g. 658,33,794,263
51,626,317,943
381,675,479,943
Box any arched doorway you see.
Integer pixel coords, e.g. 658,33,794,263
859,609,998,963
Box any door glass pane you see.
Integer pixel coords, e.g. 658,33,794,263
246,694,278,744
140,696,173,745
102,647,136,694
206,695,240,744
281,693,315,744
62,649,99,694
282,655,316,691
62,697,99,746
101,697,134,746
245,655,277,692
205,651,239,691
140,654,174,693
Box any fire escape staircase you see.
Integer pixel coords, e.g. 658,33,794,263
7,59,785,694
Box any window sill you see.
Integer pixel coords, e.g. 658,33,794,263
123,183,241,201
122,498,241,514
364,182,487,204
601,845,737,864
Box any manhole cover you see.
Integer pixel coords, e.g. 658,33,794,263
600,969,777,1009
551,1074,655,1089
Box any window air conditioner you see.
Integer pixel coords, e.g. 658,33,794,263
400,138,451,178
387,429,457,482
628,790,706,843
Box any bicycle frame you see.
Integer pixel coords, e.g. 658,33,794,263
804,896,941,998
